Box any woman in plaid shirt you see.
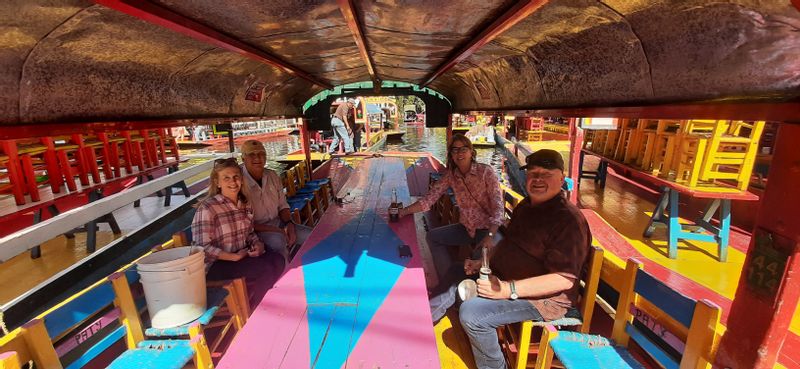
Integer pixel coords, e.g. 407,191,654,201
192,157,285,306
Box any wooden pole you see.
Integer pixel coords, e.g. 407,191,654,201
567,117,582,204
447,114,453,143
716,123,800,368
299,118,312,179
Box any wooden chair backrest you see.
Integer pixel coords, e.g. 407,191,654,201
577,246,603,333
613,263,721,369
0,270,143,369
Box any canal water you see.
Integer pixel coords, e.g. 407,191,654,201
191,127,516,191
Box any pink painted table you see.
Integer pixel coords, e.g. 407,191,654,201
217,156,440,369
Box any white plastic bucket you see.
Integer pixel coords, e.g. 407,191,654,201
137,246,207,329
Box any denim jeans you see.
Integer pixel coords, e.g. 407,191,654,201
256,223,312,261
459,297,543,369
426,223,488,281
329,117,354,153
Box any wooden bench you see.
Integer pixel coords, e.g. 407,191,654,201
536,259,722,369
0,270,213,369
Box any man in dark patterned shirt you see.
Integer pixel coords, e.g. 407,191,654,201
458,149,592,369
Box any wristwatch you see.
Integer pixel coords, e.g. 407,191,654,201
509,280,518,300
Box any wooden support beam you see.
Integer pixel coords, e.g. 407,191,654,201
95,0,333,89
337,0,380,92
716,123,800,368
421,0,548,87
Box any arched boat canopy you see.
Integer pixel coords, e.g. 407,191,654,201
1,1,799,127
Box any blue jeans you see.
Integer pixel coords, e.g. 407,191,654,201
257,223,312,261
329,117,353,153
426,223,488,281
460,298,543,369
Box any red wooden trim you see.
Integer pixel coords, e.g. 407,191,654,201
568,117,581,204
717,124,800,369
337,0,380,90
94,0,332,89
421,0,548,86
494,101,800,122
0,117,295,140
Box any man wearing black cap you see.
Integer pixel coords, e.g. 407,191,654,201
457,149,592,369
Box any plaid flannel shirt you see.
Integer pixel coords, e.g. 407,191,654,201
192,194,264,270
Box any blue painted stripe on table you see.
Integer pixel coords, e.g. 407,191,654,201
45,282,115,339
302,210,409,369
633,271,695,328
65,325,127,369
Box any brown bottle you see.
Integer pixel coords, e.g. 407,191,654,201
389,189,402,222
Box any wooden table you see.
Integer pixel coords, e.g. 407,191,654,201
217,156,440,369
580,149,758,262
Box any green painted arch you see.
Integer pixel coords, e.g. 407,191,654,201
302,80,451,113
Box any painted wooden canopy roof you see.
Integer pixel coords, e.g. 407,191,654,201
1,1,799,126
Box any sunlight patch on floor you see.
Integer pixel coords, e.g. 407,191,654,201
435,310,477,369
580,179,745,300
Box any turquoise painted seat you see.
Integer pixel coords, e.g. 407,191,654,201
548,332,643,368
537,265,722,369
107,340,195,369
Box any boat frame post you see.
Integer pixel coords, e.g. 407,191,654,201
567,117,582,204
716,123,800,368
299,118,312,179
447,114,453,143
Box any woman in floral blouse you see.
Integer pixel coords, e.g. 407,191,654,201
397,134,505,285
191,157,284,306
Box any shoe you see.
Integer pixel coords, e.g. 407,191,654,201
345,151,354,155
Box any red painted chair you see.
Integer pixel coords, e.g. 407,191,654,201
98,131,131,176
43,136,91,191
75,133,115,182
121,130,149,172
156,128,181,163
0,142,27,205
1,138,64,204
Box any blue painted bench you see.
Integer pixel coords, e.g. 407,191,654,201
535,260,722,369
0,270,213,369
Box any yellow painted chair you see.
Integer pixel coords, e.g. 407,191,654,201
535,258,721,369
648,120,682,176
601,129,620,158
669,120,727,187
498,246,604,369
588,130,608,155
698,120,765,191
633,119,660,170
612,119,638,162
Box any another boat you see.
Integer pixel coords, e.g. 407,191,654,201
465,125,496,146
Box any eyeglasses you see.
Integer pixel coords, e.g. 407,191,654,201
214,157,238,166
244,151,266,159
450,146,470,154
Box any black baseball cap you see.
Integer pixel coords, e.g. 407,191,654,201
520,149,564,171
